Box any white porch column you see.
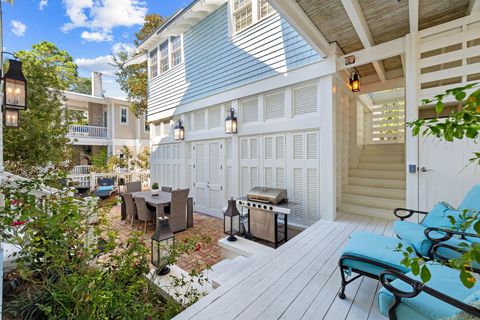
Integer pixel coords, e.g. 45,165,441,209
405,33,420,210
231,100,240,199
319,75,337,221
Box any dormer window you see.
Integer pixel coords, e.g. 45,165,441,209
149,48,158,78
171,35,183,67
149,35,183,78
159,41,169,74
231,0,275,33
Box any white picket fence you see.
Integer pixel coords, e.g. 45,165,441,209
68,170,151,189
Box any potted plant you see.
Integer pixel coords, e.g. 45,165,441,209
151,182,160,196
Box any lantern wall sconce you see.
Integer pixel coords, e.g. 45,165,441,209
225,108,238,134
174,119,185,140
350,71,361,93
151,217,175,276
3,108,19,128
224,198,240,242
3,59,27,110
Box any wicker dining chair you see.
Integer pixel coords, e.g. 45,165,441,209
161,186,172,192
126,181,142,193
134,197,156,233
123,193,138,227
166,189,189,233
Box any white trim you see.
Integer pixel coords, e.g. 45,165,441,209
408,0,419,33
148,57,336,122
341,0,386,81
120,107,129,125
267,0,330,57
229,0,276,35
468,0,480,14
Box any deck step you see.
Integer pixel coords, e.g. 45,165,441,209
349,169,405,180
357,162,405,171
348,177,406,189
343,185,406,200
342,193,405,210
360,155,405,163
209,255,250,289
364,143,404,152
341,203,394,219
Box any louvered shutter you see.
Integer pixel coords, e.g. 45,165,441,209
293,84,318,116
293,168,304,220
265,137,273,159
209,107,221,129
265,91,285,120
306,168,319,222
195,110,206,130
242,98,258,123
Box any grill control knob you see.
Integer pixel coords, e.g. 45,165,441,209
263,205,267,210
270,206,273,210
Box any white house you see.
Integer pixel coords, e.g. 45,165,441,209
132,0,480,227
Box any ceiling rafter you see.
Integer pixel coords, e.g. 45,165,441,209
267,0,332,58
341,0,386,82
408,0,419,33
468,0,480,14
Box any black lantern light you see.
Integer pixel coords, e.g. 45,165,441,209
225,108,237,134
4,59,27,110
350,71,360,93
224,198,240,241
151,217,175,275
3,108,19,128
174,119,184,140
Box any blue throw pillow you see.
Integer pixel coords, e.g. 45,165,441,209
422,202,463,229
97,185,113,192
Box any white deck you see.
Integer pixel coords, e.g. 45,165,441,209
173,214,393,320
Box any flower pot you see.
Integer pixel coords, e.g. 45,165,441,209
151,189,160,196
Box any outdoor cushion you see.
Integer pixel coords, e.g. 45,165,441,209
378,263,480,320
97,185,113,192
422,202,463,228
458,185,480,211
341,231,410,277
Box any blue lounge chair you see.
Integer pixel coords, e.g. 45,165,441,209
93,178,115,199
393,185,480,258
378,228,480,320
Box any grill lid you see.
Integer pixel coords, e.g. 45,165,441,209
246,186,288,205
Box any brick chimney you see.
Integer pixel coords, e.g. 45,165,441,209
91,72,104,97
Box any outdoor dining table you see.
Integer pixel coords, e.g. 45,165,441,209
126,191,194,228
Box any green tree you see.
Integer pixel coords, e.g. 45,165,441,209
69,76,92,95
3,41,79,177
114,14,165,116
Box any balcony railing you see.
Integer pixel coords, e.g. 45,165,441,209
70,165,92,175
68,125,108,139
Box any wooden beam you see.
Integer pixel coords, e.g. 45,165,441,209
337,37,406,70
341,0,386,81
268,0,332,57
408,0,419,33
468,0,480,14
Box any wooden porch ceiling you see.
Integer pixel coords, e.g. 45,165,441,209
295,0,471,81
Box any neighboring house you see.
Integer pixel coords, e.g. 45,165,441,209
132,0,480,227
64,72,150,174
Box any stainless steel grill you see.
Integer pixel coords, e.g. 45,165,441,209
246,187,288,205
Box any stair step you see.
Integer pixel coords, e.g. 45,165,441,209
349,169,405,180
361,150,404,157
342,193,405,210
210,256,249,289
360,155,405,163
349,177,406,189
341,203,394,219
343,185,406,200
358,162,405,171
364,144,404,152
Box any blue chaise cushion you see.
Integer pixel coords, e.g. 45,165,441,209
341,231,410,277
394,221,433,257
97,185,113,192
422,202,462,228
458,185,480,212
378,263,480,320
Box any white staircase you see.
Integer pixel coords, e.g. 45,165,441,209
342,143,406,218
206,255,251,289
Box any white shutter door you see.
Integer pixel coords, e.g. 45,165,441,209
195,110,206,130
263,134,286,188
240,136,260,194
241,98,258,123
265,91,285,120
293,84,318,116
209,107,221,129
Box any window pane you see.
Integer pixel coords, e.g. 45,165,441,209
171,36,182,67
233,0,250,10
260,0,274,18
159,41,169,73
149,48,158,78
234,5,252,32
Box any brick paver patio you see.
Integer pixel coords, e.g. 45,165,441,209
106,204,225,273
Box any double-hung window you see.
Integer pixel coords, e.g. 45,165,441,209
231,0,275,33
120,108,128,124
171,35,182,67
159,41,169,73
144,113,150,132
149,48,158,78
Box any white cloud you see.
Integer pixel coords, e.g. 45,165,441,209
39,0,48,10
62,0,147,42
81,31,113,42
11,20,26,36
75,55,116,77
112,42,136,55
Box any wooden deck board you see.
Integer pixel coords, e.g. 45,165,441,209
173,214,394,320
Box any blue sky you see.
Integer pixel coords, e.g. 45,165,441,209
2,0,189,98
